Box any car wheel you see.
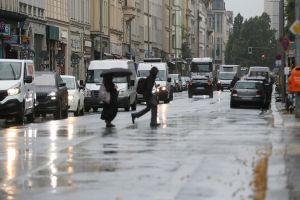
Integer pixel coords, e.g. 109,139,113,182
27,110,35,123
80,106,84,116
84,106,90,112
62,107,68,119
230,101,236,108
54,104,62,120
74,102,80,116
15,103,25,124
170,91,174,101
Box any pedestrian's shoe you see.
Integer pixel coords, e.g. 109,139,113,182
131,113,135,124
106,123,115,128
150,123,160,127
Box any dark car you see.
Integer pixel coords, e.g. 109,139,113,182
230,80,267,109
34,71,69,119
188,76,213,98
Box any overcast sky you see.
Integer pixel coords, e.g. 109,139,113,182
225,0,264,19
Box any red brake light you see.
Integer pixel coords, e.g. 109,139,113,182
256,90,262,96
232,90,237,96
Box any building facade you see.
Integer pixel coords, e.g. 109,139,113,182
0,0,27,59
69,0,91,80
264,0,281,39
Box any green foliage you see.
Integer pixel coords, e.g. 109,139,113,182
284,0,295,40
225,13,277,68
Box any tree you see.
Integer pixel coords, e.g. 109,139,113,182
225,14,244,64
225,13,277,68
284,0,295,40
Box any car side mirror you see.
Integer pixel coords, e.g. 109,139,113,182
59,82,66,87
130,80,135,86
167,77,171,82
24,76,33,83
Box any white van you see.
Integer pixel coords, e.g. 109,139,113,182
137,61,173,103
84,59,137,112
0,59,36,123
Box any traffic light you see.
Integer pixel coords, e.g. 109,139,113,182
248,47,252,54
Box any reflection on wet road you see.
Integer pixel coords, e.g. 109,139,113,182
0,91,295,200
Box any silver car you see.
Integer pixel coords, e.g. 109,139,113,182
230,80,267,109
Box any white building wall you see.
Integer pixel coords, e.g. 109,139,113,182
264,0,280,39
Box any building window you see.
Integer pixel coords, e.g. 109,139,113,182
28,5,32,15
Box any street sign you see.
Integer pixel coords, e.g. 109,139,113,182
279,37,290,51
290,20,300,35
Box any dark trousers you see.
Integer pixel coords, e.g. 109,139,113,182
132,96,157,124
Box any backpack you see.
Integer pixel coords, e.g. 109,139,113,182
136,78,146,94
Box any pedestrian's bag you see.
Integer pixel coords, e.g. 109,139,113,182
99,84,111,103
137,78,146,94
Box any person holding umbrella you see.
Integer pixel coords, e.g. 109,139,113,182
100,68,133,128
100,74,118,128
131,66,160,127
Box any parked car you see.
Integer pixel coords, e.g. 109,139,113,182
0,59,36,123
245,66,273,108
34,71,69,119
188,75,213,98
230,80,267,109
61,75,85,116
169,74,183,92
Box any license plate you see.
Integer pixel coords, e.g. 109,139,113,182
196,87,205,90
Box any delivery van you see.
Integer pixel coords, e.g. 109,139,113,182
84,59,137,112
137,59,173,103
0,59,36,123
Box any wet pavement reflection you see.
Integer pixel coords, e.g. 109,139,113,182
0,91,298,199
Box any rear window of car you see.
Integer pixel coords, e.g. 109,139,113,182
192,79,208,83
235,82,260,89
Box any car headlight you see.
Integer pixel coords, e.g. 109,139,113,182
48,91,57,100
7,84,21,96
218,80,221,84
68,94,74,101
161,86,167,91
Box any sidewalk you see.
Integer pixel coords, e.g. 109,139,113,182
266,99,300,200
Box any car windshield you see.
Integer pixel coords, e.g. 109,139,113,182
236,82,260,89
0,62,22,80
249,71,269,78
62,77,76,89
138,70,166,81
34,73,56,86
169,74,181,81
191,62,212,72
219,73,235,80
86,69,103,83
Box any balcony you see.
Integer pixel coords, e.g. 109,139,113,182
122,0,136,22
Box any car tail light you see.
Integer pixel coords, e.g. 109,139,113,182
232,90,238,96
256,90,262,97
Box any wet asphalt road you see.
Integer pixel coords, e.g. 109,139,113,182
0,91,298,200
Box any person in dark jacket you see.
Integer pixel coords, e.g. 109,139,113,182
131,67,159,127
230,74,240,90
101,75,118,128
